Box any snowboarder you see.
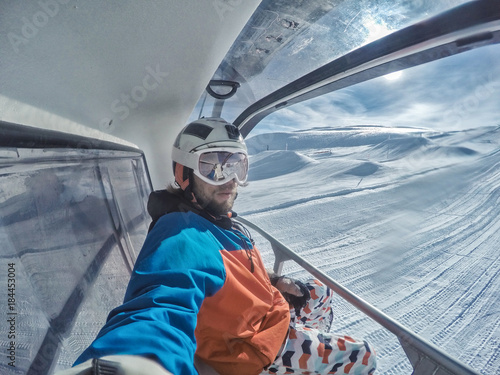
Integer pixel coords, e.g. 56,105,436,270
56,117,376,375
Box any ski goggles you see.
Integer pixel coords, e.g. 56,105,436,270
172,147,249,186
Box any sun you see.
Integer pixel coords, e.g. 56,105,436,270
383,71,403,81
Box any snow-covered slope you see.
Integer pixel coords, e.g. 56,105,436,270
236,125,500,375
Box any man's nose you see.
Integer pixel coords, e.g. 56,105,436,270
224,178,237,188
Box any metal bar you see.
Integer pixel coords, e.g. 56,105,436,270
236,216,481,375
272,244,290,275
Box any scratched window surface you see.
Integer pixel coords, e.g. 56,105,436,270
191,0,472,123
0,148,151,374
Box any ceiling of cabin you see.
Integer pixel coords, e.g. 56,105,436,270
0,0,261,187
0,1,261,134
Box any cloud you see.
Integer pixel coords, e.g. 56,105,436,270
255,45,500,134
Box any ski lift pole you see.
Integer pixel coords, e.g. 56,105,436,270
236,216,481,375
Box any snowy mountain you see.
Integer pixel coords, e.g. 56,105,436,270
235,125,500,375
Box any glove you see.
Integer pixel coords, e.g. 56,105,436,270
270,275,311,311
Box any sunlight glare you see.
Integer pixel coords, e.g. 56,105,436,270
384,71,403,81
362,15,393,45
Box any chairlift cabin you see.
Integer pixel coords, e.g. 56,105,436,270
1,1,499,374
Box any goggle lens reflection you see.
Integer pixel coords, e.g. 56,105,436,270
198,151,248,182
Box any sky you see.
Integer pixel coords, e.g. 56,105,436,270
254,44,500,135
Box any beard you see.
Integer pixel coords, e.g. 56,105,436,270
192,179,237,217
198,195,235,216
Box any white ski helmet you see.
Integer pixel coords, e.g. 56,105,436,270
171,118,249,190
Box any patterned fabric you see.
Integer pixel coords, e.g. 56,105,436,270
293,279,334,331
262,280,376,375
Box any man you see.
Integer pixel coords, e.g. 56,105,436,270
61,118,376,375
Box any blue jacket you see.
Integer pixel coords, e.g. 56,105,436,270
74,191,289,375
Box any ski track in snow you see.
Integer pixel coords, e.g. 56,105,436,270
237,126,500,375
